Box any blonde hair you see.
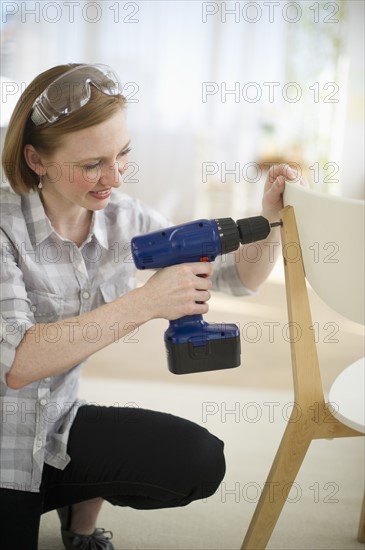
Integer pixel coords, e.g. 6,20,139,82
2,64,125,194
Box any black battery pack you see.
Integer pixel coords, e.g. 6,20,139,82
165,336,241,375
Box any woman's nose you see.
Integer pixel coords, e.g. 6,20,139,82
100,161,123,188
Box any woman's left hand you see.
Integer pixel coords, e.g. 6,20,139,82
261,163,308,222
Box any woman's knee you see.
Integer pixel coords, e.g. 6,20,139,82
184,425,226,501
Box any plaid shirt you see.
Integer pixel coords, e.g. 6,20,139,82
0,186,249,493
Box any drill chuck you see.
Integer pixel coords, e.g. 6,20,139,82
216,215,273,251
236,216,271,244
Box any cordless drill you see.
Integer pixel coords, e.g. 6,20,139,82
131,216,280,374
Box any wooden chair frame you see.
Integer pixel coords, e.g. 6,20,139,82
241,205,364,550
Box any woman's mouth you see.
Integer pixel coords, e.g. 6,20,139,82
89,188,112,200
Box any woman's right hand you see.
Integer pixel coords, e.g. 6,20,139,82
140,262,213,321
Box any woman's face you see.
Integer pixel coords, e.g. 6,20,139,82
38,108,131,212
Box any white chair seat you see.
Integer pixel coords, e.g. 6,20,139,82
329,357,365,434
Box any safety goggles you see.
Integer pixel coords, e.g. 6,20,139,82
31,64,123,127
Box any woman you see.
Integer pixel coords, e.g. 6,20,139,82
0,63,300,550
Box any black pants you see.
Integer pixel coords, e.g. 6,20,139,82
0,405,225,549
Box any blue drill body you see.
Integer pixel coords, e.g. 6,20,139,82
131,216,273,374
132,219,223,269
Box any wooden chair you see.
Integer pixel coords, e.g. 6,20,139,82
241,182,365,549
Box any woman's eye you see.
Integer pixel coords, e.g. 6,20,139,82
84,162,101,170
119,147,132,157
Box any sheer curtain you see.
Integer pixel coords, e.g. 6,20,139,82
1,1,362,222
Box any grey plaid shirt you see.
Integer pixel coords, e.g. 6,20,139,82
0,186,249,493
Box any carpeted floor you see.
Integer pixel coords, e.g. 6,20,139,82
39,274,365,549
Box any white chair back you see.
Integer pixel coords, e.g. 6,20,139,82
283,182,365,325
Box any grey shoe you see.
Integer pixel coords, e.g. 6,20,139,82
57,506,114,550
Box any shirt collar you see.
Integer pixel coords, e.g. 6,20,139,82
89,209,109,250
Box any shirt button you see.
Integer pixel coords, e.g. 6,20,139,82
82,291,90,300
39,398,47,406
31,305,37,312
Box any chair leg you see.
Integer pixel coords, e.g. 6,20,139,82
358,491,365,543
241,416,315,550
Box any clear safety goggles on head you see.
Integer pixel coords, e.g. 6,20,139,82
31,64,123,127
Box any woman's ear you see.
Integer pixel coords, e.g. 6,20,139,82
23,144,46,176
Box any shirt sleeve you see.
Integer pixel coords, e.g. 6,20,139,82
211,251,256,297
0,230,35,385
134,196,173,235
